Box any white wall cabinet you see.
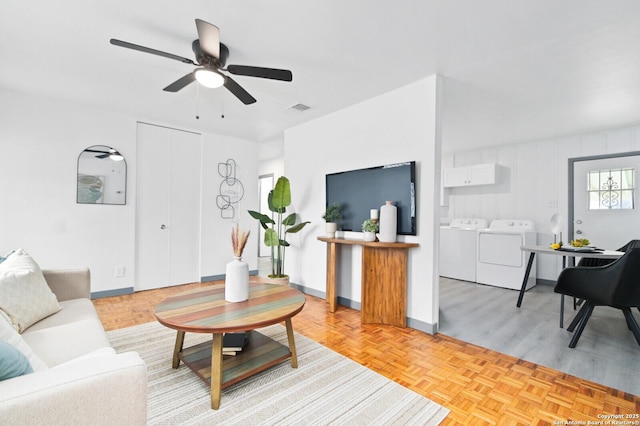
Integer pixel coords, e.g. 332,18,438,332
135,123,201,291
443,163,496,187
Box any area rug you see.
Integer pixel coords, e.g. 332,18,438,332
107,321,449,425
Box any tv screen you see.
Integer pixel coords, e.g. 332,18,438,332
325,161,416,235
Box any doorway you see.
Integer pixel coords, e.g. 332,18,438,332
258,174,274,258
569,151,640,250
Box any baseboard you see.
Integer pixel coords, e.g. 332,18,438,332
91,287,133,299
290,282,437,335
409,318,438,335
201,270,259,282
536,278,555,286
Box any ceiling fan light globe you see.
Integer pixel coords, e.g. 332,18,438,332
195,68,225,88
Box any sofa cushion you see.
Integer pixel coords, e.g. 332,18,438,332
0,340,33,380
0,249,60,332
21,318,110,367
24,299,98,333
0,312,47,372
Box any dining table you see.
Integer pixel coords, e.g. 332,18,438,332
517,245,624,327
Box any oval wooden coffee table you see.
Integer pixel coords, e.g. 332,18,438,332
155,282,306,409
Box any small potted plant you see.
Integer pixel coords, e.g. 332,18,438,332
322,203,341,238
361,219,379,242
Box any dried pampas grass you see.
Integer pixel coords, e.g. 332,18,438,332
231,224,250,257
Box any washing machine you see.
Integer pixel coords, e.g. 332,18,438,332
476,219,537,290
439,218,489,282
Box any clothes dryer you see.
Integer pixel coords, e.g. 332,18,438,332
476,219,537,290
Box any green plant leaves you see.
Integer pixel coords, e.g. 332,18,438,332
271,177,291,210
287,221,310,234
247,210,274,229
264,228,279,246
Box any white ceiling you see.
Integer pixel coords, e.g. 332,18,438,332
2,1,640,153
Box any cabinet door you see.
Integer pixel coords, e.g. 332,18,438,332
468,164,496,185
443,167,469,187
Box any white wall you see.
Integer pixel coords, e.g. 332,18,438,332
200,134,259,276
442,125,640,280
0,89,258,294
283,75,442,331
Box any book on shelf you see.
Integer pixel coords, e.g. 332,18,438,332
222,332,248,356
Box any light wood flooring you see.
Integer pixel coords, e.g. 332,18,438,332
93,277,640,425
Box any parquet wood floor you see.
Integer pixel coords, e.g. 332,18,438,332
93,277,640,425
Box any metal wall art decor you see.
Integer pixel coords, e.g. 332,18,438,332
216,159,244,218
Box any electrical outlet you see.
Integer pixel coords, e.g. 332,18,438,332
114,266,125,278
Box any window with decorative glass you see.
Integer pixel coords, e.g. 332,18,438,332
587,168,635,210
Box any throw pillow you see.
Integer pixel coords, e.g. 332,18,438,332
0,249,61,333
0,312,48,371
0,340,33,380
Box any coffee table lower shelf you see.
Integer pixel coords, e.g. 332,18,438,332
178,331,292,390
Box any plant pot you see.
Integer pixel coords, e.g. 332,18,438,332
268,275,290,286
363,231,376,242
325,222,338,238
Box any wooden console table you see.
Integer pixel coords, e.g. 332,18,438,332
317,237,419,327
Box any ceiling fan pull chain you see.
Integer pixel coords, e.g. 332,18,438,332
195,82,200,120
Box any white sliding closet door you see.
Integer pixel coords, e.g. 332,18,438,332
135,123,201,291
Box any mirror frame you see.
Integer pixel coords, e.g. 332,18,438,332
77,145,127,205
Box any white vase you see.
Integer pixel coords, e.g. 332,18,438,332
225,256,249,302
325,222,338,238
378,201,397,242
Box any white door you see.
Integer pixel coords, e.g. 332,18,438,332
168,130,201,285
136,123,201,290
572,154,640,250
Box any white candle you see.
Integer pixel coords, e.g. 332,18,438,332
370,209,379,219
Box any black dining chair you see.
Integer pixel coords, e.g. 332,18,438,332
572,240,640,310
577,239,640,267
554,247,640,348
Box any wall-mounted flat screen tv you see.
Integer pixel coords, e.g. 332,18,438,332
325,161,416,235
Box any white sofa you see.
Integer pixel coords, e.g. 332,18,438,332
0,264,148,425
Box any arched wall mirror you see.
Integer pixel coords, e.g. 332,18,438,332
77,145,127,205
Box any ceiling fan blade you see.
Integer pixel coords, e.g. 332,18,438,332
163,72,196,92
110,39,196,65
227,65,293,82
195,19,220,59
224,75,257,105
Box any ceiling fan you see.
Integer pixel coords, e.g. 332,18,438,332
110,19,293,105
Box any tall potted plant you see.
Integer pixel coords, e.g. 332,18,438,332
248,176,310,282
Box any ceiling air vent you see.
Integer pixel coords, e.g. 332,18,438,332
288,103,310,112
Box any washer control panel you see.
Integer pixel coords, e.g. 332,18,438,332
488,219,535,232
449,218,489,229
